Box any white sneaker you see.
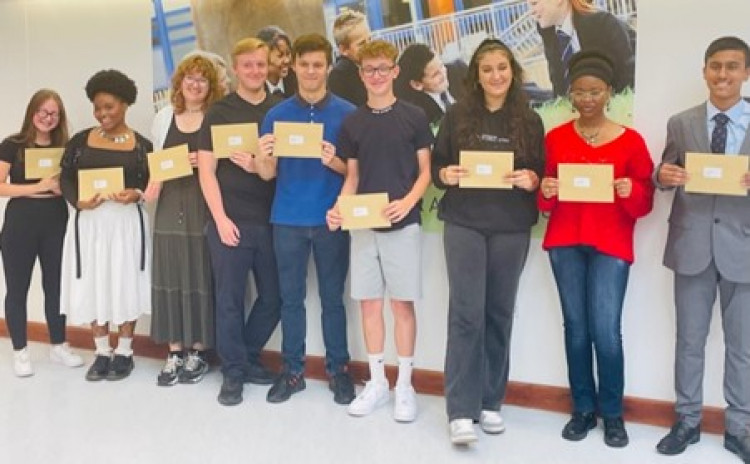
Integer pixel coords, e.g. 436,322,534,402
50,343,84,368
347,380,389,417
13,347,34,377
393,385,417,422
450,419,478,445
480,410,506,434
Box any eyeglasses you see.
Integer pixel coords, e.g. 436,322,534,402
360,65,395,78
569,89,607,101
184,75,209,86
36,109,59,119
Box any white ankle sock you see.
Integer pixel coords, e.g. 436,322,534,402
114,337,133,356
396,356,414,388
94,336,112,356
368,353,386,383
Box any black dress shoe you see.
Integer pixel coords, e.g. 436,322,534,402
85,355,111,381
218,376,243,406
561,412,597,441
656,421,700,455
106,355,134,381
244,362,275,385
725,432,750,463
603,417,629,448
266,372,306,403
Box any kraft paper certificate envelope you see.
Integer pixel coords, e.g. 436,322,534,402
24,147,64,179
338,193,391,230
210,123,259,159
558,163,614,203
273,122,324,158
147,143,193,182
78,167,124,200
458,150,514,189
684,152,748,196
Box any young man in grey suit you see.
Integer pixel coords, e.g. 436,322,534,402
655,36,750,463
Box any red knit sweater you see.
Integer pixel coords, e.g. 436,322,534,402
538,121,654,263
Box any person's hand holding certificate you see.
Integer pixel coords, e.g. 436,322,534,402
148,143,193,182
685,152,748,196
273,122,324,158
337,193,391,230
458,151,514,189
557,163,614,203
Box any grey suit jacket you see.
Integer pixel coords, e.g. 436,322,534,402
660,102,750,282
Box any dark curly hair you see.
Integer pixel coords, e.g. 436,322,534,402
85,69,137,105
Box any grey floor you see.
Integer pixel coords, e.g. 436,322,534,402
0,340,738,464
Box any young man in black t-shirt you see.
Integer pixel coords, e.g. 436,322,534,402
197,37,282,406
328,40,433,423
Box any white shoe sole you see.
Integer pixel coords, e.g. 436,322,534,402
451,431,478,445
347,395,389,417
393,409,417,423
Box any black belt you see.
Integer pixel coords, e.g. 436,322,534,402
75,204,146,279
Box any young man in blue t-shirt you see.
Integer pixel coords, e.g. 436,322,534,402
327,40,433,423
258,33,356,405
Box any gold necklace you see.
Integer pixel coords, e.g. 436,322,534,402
98,127,131,144
576,120,603,146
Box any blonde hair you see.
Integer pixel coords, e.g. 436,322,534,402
332,10,367,47
231,37,269,65
357,39,398,64
170,55,221,114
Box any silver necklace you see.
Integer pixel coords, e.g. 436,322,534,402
98,127,131,144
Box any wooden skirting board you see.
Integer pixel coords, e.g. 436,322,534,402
0,319,724,434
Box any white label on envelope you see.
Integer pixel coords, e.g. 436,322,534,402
353,207,369,217
227,135,243,147
475,164,493,176
38,158,53,168
93,179,108,189
288,134,305,145
702,167,723,179
573,177,591,188
160,159,175,170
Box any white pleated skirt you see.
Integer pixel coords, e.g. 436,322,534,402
60,201,151,326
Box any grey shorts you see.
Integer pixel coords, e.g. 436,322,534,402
350,223,422,301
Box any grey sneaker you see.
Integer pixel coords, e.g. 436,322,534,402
157,354,184,386
179,351,208,384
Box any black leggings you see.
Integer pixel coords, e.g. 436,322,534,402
1,197,68,350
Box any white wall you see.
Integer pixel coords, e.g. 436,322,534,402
2,0,750,408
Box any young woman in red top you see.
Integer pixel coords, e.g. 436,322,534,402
538,51,653,448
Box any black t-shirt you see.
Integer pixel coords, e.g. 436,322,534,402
338,99,433,230
59,129,152,206
0,137,55,185
165,115,200,153
198,92,280,225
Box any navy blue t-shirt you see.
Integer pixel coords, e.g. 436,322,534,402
338,99,433,230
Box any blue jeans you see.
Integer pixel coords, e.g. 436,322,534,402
548,245,630,418
273,224,350,375
206,221,281,381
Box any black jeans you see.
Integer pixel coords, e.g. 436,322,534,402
443,222,530,421
1,197,68,349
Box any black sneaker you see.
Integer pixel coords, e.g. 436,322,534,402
561,412,597,441
724,431,750,463
218,376,243,406
656,421,700,455
603,417,629,447
157,354,183,387
85,354,111,381
329,371,355,405
107,354,134,381
179,351,208,384
244,361,275,385
266,371,306,403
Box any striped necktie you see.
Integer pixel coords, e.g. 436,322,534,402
556,29,574,90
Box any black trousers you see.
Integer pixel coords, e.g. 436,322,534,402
1,197,68,349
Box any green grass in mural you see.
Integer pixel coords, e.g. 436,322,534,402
421,90,635,236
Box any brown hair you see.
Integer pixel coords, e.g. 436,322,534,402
231,37,269,65
570,0,597,14
10,89,69,152
293,33,334,66
170,55,221,114
357,39,398,64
